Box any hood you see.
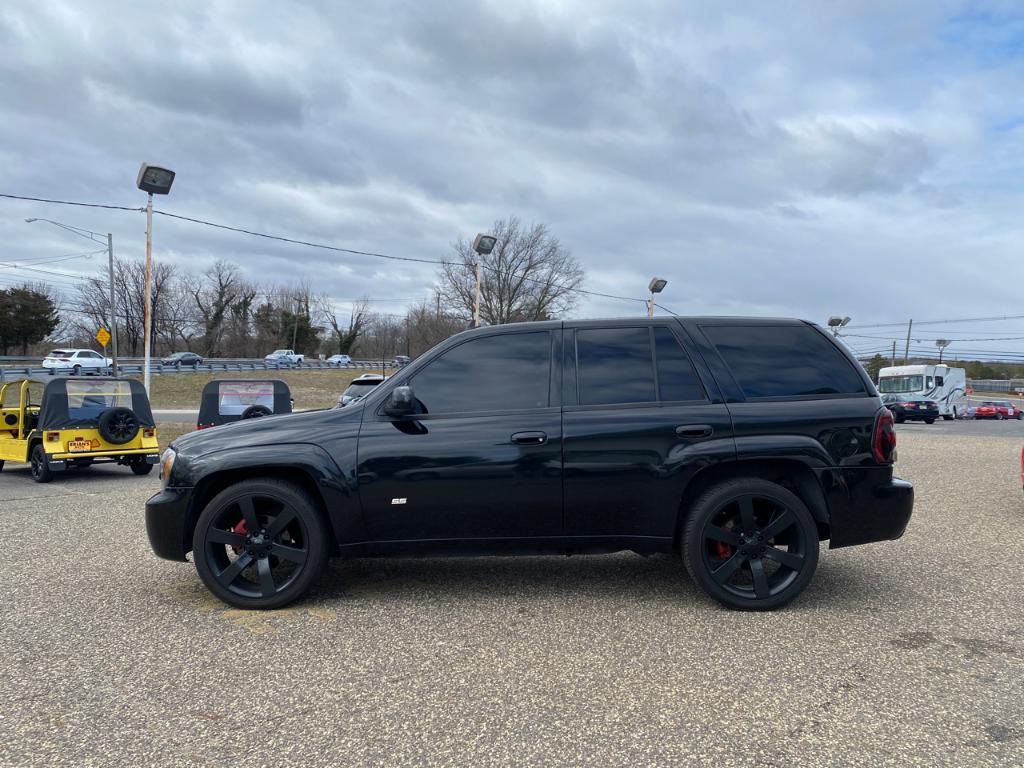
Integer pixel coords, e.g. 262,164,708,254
172,404,363,457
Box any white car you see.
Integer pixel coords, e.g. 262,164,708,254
336,373,387,407
326,354,353,367
264,349,304,365
42,349,112,375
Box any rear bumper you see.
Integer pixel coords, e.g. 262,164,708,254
145,487,194,561
821,468,914,548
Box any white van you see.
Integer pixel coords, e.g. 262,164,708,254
877,364,967,420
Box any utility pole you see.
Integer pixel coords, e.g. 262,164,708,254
903,319,913,365
107,233,119,377
473,261,482,328
292,297,300,351
143,193,153,395
891,340,897,367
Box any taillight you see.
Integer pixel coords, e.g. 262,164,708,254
873,408,896,464
46,431,60,442
143,428,155,438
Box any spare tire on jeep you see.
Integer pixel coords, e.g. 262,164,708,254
98,407,140,444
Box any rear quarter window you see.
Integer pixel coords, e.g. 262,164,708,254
702,324,866,399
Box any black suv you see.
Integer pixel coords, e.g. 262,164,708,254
147,318,911,611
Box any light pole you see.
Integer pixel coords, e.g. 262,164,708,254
647,277,668,318
26,218,118,375
136,163,176,395
471,233,497,328
827,316,851,337
936,339,950,363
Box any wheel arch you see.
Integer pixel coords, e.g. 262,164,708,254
674,459,830,550
182,445,358,557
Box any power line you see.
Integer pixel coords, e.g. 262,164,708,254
850,314,1024,329
152,209,447,266
0,193,143,212
4,191,650,305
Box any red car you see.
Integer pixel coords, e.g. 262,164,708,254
975,401,1023,420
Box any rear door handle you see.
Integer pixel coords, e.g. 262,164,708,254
511,431,548,445
675,424,713,439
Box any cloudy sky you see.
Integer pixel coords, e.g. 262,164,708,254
2,0,1023,360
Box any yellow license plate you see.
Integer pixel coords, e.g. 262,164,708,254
68,440,93,453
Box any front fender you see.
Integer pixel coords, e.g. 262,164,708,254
180,441,366,550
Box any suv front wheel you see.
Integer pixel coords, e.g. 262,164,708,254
683,478,819,610
193,479,329,609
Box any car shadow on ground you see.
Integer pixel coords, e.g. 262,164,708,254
294,550,898,611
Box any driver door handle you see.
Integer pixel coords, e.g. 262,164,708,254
675,424,713,439
511,431,548,445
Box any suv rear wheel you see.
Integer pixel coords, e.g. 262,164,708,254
683,478,819,610
193,479,329,609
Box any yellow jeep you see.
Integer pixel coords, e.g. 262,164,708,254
0,377,160,483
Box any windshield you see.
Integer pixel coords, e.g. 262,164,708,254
66,381,133,420
217,382,275,416
878,375,924,394
343,382,380,398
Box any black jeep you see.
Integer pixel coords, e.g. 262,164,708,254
146,317,911,611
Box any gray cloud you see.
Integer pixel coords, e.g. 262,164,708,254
1,0,1023,358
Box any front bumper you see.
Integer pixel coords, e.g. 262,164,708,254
145,487,195,561
821,468,914,548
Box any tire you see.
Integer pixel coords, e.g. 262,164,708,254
683,478,819,611
241,404,273,420
894,415,905,424
942,414,953,421
1017,412,1023,421
72,365,81,376
997,412,1004,420
30,444,53,484
924,418,935,424
130,459,153,476
98,407,140,444
193,479,329,610
0,460,4,473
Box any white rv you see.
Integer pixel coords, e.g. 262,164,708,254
877,364,967,419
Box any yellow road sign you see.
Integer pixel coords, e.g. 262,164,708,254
96,327,111,347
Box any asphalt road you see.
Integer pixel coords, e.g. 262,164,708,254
1,432,1022,767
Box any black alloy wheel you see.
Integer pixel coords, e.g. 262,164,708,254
193,479,328,609
98,408,140,444
30,444,53,484
684,478,819,610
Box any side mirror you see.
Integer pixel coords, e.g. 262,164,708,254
384,385,416,417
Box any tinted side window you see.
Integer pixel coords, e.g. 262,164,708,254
702,325,866,398
654,327,706,401
577,327,656,405
411,332,550,414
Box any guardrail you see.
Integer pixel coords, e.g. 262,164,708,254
967,379,1024,393
0,358,397,381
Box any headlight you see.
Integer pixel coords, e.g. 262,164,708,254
160,448,176,487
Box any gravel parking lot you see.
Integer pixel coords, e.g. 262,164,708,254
2,429,1023,767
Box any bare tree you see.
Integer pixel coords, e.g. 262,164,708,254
320,296,369,356
191,260,240,356
404,293,465,355
439,217,583,325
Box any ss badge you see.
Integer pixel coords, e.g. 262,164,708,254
391,498,407,505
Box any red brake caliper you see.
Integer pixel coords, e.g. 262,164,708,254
231,519,247,554
714,527,734,560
